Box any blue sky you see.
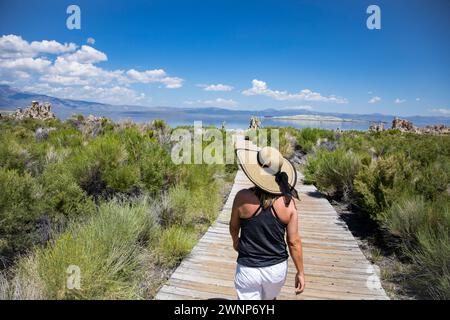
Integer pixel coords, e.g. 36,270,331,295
0,0,449,116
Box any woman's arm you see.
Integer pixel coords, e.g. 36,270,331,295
229,192,241,252
286,201,305,294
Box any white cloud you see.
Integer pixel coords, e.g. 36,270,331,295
0,70,32,81
63,45,107,64
203,98,237,107
416,97,421,101
160,76,184,89
0,34,185,105
79,85,148,105
184,98,238,108
198,83,233,91
0,56,52,82
0,57,51,72
431,108,450,115
0,34,76,59
126,69,183,88
368,96,381,104
394,98,405,104
127,68,166,81
87,37,96,45
41,56,126,86
39,74,90,86
24,83,149,105
29,40,76,55
242,79,348,103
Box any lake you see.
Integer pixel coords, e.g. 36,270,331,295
97,111,372,131
53,107,450,132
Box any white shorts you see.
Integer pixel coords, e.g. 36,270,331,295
234,260,288,300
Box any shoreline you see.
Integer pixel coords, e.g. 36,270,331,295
266,115,370,123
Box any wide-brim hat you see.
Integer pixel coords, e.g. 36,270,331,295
235,141,297,196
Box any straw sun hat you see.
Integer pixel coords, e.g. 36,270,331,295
235,142,299,199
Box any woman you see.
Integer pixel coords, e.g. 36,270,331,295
230,144,305,300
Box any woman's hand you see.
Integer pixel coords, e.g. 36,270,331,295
295,271,305,294
233,238,239,252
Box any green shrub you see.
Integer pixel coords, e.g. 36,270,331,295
301,129,450,298
0,118,235,299
139,142,178,194
40,164,95,223
115,127,146,159
0,168,44,256
157,181,221,228
32,199,155,299
24,141,50,176
384,196,426,244
353,153,418,219
0,135,27,173
290,127,335,153
179,163,223,224
404,135,450,167
346,131,368,150
69,134,140,194
179,162,220,190
279,131,294,158
148,119,171,144
407,223,450,299
57,129,180,196
158,186,190,227
47,127,83,149
152,226,196,268
0,254,45,300
103,164,141,192
150,119,169,131
189,183,222,224
305,148,362,200
415,157,450,201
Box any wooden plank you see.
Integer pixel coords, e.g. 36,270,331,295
179,259,378,277
173,266,384,293
168,271,386,299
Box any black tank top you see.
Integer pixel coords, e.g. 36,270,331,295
237,199,289,267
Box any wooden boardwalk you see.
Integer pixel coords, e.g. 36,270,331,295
156,158,388,300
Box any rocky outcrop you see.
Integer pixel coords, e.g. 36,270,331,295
391,117,419,133
11,101,56,121
369,122,385,132
249,116,261,129
392,117,449,135
420,124,450,135
367,117,448,135
85,114,109,126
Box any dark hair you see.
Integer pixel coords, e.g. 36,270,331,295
275,171,299,205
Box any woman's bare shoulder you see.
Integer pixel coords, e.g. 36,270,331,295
234,188,258,205
273,196,297,217
233,190,261,220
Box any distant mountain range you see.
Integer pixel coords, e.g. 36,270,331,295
0,84,448,128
